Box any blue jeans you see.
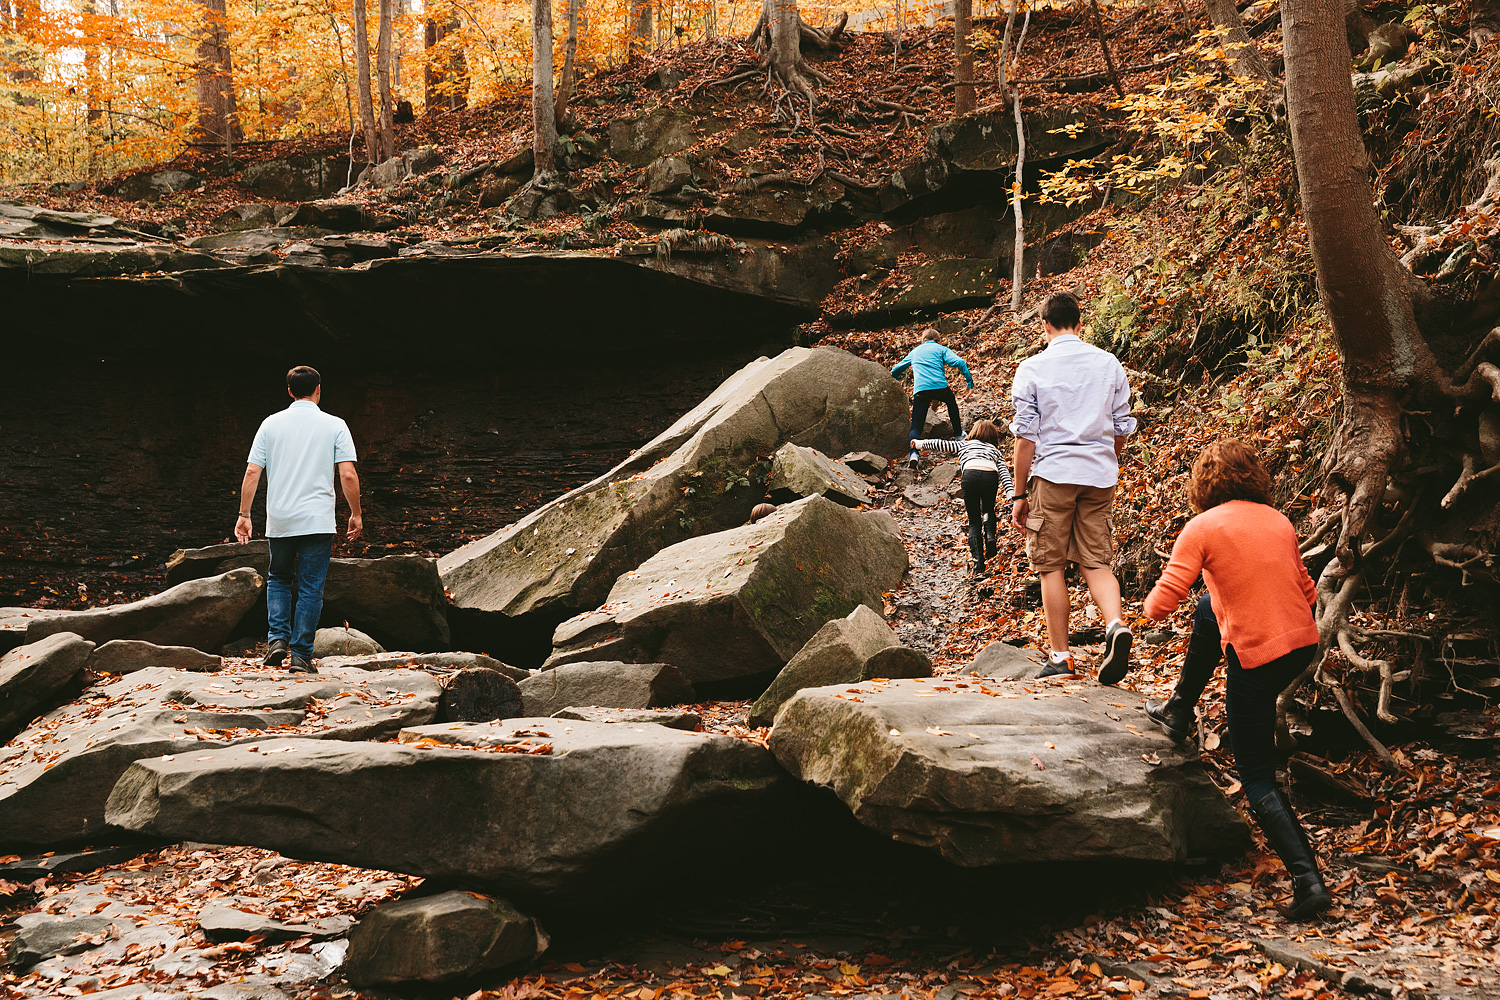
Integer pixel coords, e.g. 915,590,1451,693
267,534,335,660
1179,594,1316,804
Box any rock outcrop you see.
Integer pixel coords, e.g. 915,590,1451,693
90,639,222,675
439,348,909,629
314,650,528,681
313,626,384,659
766,443,871,507
165,544,451,651
24,569,263,652
546,496,909,685
343,891,546,985
0,633,96,743
748,606,929,728
106,719,791,898
768,679,1250,866
0,667,440,848
517,662,694,717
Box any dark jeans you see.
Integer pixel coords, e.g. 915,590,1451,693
1176,593,1316,804
910,387,962,441
961,469,999,564
267,533,335,660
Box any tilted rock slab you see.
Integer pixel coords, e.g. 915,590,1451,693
546,496,909,684
343,890,547,985
0,666,440,849
106,718,789,898
748,606,929,728
518,661,694,717
766,442,871,507
315,650,528,681
0,633,96,744
438,347,909,623
769,679,1250,866
165,544,450,651
90,639,221,675
24,568,263,652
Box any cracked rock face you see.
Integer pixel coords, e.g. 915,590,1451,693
0,666,440,849
769,678,1250,867
105,718,793,899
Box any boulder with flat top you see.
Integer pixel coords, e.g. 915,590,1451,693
766,443,871,507
546,496,908,685
0,633,96,744
24,569,263,652
343,891,547,985
518,662,694,717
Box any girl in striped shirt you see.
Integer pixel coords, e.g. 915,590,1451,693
911,419,1015,578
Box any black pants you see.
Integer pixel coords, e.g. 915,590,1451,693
961,469,999,565
911,387,961,441
1178,594,1317,803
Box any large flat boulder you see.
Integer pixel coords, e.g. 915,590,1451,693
343,891,546,985
438,347,909,626
518,661,694,717
91,639,221,675
106,718,790,898
315,650,528,682
0,633,96,744
748,606,929,728
165,545,450,651
24,569,263,652
546,496,909,685
768,679,1250,866
0,666,440,849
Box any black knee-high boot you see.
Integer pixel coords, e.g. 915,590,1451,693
1248,788,1333,920
1145,629,1219,741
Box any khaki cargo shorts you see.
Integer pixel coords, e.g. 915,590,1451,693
1023,477,1116,573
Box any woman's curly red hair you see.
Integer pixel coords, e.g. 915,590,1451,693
1188,439,1274,512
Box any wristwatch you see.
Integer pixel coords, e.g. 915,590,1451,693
1011,493,1027,501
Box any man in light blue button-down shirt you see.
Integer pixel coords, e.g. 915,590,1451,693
1009,292,1137,683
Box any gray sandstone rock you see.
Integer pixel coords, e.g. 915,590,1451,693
91,640,221,675
313,650,528,681
241,156,363,201
440,667,524,723
198,901,350,943
550,706,701,730
115,169,202,201
748,606,925,728
902,486,946,508
0,633,96,743
105,719,790,897
547,496,909,684
766,443,871,507
519,662,694,717
769,679,1250,866
24,569,263,652
0,667,439,848
343,891,546,985
9,913,122,966
841,451,889,476
313,626,384,658
646,156,695,194
967,641,1046,680
439,347,909,625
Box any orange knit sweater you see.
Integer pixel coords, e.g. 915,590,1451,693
1143,500,1318,669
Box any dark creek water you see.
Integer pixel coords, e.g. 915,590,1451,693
0,348,776,607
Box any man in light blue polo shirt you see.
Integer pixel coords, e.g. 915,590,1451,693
235,366,362,672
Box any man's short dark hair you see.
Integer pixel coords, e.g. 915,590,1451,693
923,328,942,342
1041,292,1081,330
287,366,321,398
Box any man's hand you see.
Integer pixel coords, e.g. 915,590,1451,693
346,513,363,542
235,516,252,544
1011,496,1029,533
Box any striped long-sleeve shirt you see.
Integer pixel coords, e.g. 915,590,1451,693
913,439,1015,496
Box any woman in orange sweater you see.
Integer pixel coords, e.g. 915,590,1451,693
1142,439,1331,920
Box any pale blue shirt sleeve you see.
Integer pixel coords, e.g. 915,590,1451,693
1009,365,1040,442
944,347,974,388
890,351,913,380
333,420,358,464
247,421,269,468
1112,362,1138,437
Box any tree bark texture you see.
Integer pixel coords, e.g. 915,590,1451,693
424,6,468,113
533,0,557,176
952,0,974,116
376,0,395,161
556,0,581,127
192,0,243,146
632,0,652,54
1202,0,1274,86
353,0,378,159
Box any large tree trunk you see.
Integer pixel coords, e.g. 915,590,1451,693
376,0,395,161
532,0,557,177
952,0,975,116
3,0,40,108
83,0,104,174
424,5,467,113
1203,0,1274,86
556,0,581,127
192,0,243,146
631,0,652,55
353,0,378,159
